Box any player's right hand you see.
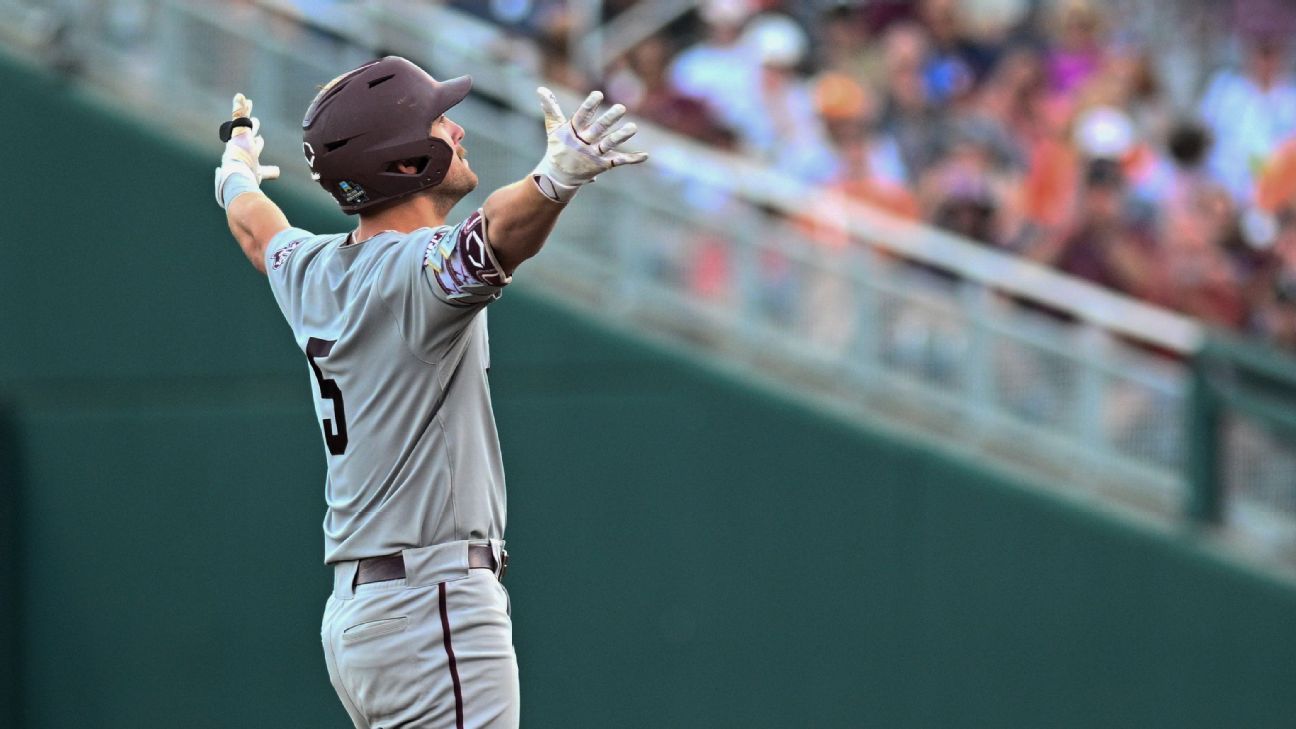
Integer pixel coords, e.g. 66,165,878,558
530,87,648,204
215,93,280,208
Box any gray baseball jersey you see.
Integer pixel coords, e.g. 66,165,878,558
264,209,511,564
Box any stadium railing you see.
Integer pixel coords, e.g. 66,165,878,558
1190,335,1296,559
11,0,1296,561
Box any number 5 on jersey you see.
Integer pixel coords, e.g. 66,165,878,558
306,337,349,455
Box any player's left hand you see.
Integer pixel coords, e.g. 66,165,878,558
215,93,280,208
530,87,648,204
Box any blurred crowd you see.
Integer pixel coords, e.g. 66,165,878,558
463,0,1296,350
49,0,1296,348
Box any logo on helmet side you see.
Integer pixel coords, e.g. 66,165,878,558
337,180,369,205
303,142,319,181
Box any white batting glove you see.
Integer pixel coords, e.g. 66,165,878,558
531,87,648,204
214,93,280,208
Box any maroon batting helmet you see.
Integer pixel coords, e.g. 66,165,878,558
302,56,472,214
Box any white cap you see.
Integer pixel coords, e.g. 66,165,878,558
742,13,809,68
1073,105,1135,159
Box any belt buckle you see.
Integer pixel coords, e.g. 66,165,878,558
498,549,509,581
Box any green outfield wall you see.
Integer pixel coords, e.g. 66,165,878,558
3,52,1296,729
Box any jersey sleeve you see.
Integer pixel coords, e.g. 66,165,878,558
263,226,317,336
383,209,512,362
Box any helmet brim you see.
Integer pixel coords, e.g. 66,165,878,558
436,75,473,114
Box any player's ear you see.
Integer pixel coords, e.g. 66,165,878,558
388,157,427,175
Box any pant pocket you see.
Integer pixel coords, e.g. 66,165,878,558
341,616,409,644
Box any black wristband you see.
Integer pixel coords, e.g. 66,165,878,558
219,118,253,143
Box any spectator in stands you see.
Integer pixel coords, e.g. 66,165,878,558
817,72,912,213
533,2,593,90
1045,0,1108,95
740,13,839,183
669,0,760,143
795,74,917,251
1256,131,1296,216
879,22,948,183
918,0,996,105
918,116,1021,246
1161,186,1249,328
1039,159,1167,302
607,35,735,149
1070,105,1165,223
1253,213,1296,347
450,0,588,87
1162,123,1224,225
1102,43,1171,142
816,4,878,82
1199,35,1296,205
1250,129,1296,346
975,45,1046,145
1018,91,1081,253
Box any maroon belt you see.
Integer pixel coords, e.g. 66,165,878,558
355,544,507,586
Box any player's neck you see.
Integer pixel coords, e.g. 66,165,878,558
354,194,451,241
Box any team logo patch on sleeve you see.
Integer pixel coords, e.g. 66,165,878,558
271,239,305,271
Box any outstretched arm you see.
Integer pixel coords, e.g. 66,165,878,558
215,93,289,274
481,180,563,277
483,87,648,276
227,192,290,274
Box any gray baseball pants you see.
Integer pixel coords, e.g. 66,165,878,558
322,540,518,728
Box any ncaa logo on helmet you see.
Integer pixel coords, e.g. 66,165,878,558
338,180,369,205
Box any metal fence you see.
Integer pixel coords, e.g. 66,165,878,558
16,0,1296,548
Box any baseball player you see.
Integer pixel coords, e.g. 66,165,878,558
214,56,647,728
